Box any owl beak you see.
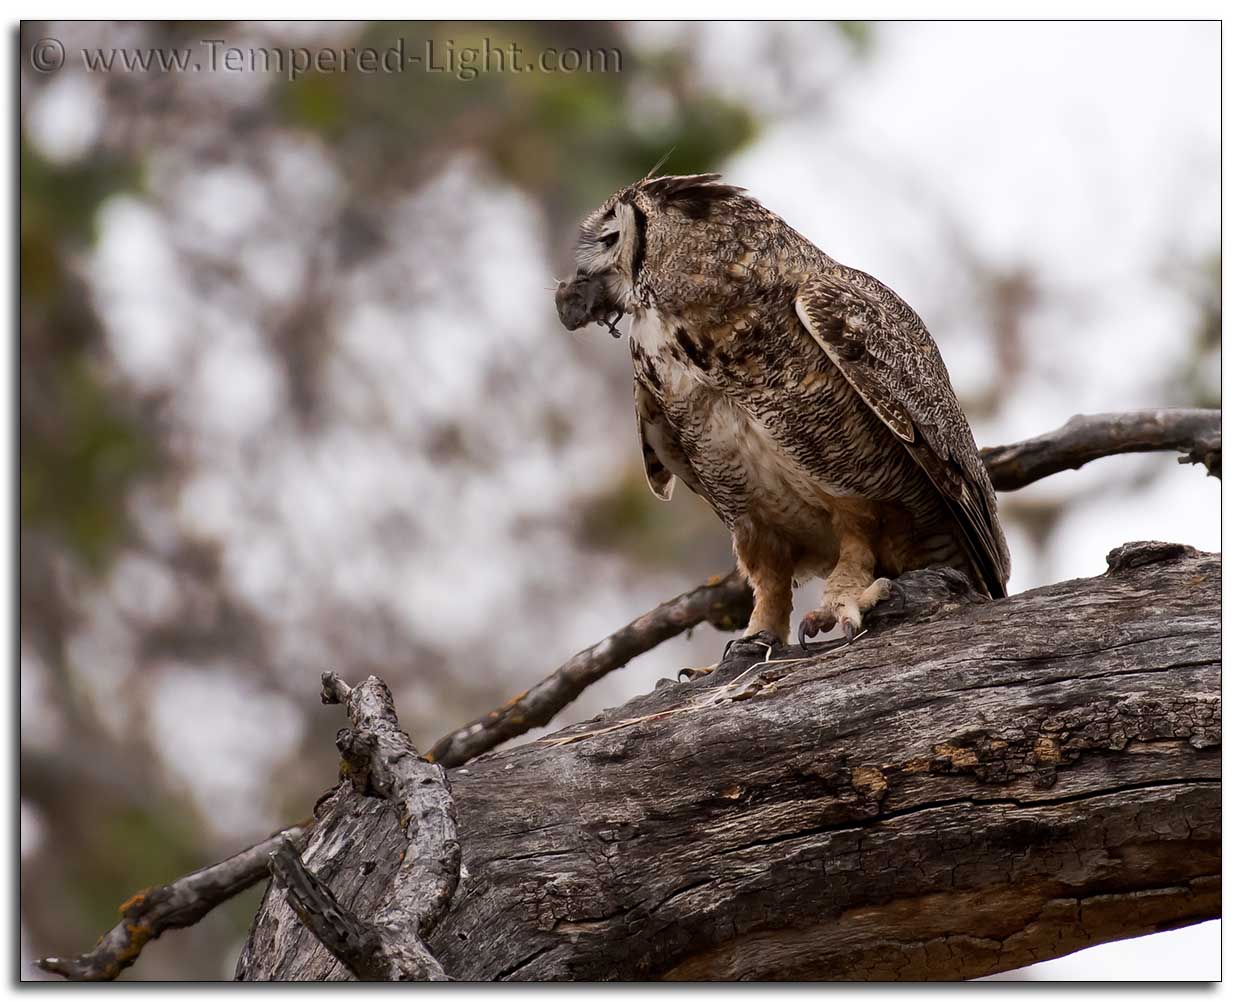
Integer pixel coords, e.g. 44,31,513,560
555,269,623,336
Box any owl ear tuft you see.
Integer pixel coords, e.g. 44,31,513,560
641,174,744,220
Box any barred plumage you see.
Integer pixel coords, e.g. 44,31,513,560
556,173,1010,649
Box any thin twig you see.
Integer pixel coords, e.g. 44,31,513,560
34,826,307,981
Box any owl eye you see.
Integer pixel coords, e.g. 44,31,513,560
599,231,620,249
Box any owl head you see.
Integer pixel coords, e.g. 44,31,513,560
555,173,745,333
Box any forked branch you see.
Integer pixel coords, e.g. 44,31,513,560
264,674,458,980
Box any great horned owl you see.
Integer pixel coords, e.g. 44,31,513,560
556,174,1010,654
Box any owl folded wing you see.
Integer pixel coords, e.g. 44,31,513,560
795,267,1010,598
633,381,676,500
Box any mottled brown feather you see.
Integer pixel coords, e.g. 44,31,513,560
796,267,1010,597
560,174,1011,621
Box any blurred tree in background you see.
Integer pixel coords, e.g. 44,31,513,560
18,20,869,978
19,20,1218,980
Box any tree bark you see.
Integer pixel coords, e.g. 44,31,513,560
235,541,1220,981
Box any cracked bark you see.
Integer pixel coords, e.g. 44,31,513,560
235,541,1220,981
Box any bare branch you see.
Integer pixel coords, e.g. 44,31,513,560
35,826,307,981
980,408,1221,491
426,570,753,767
36,673,463,982
269,673,458,980
319,673,459,940
267,836,392,981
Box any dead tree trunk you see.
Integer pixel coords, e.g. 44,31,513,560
34,410,1220,982
235,541,1220,981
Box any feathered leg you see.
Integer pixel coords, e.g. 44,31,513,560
678,516,794,681
732,515,795,644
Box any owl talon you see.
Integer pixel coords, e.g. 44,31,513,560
797,611,834,652
797,621,815,652
678,664,717,681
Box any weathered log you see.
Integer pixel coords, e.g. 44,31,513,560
235,541,1220,981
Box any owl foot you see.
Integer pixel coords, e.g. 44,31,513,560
798,578,892,652
678,630,784,682
722,630,783,664
798,608,845,649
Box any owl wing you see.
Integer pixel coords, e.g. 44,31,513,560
634,381,675,500
795,266,1010,598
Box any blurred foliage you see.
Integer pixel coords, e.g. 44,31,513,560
1150,243,1221,409
21,141,154,571
72,808,205,934
1181,247,1222,409
20,355,156,569
575,470,731,576
281,21,760,224
20,142,140,248
17,20,775,981
834,21,874,54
